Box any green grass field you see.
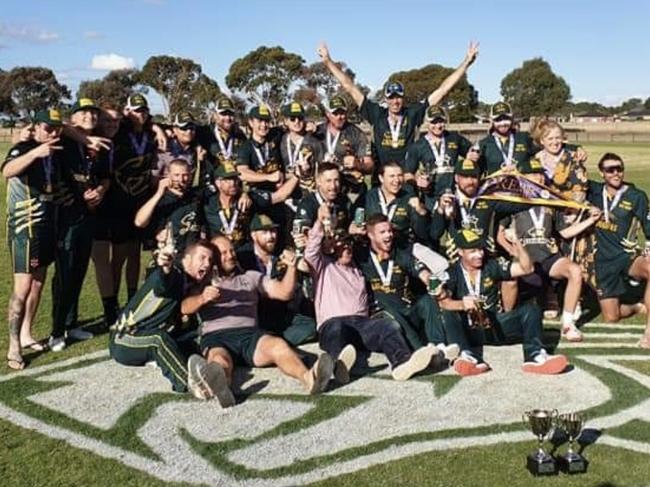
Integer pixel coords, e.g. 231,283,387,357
0,141,649,486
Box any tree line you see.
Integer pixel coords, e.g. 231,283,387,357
0,46,648,125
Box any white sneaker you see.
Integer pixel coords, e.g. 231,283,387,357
48,336,66,352
433,343,460,362
187,355,235,407
334,344,357,385
392,346,435,381
66,328,93,341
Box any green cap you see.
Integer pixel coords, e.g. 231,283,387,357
33,108,63,126
453,229,486,249
490,101,513,120
126,94,149,110
72,97,99,113
216,97,235,114
328,95,348,113
520,158,545,175
248,105,272,121
426,104,448,123
282,101,305,118
173,111,195,128
455,157,481,177
250,213,279,232
213,160,239,179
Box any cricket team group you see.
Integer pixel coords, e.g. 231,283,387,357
4,42,650,406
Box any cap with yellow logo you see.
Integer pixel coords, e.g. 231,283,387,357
248,105,272,121
72,98,99,113
34,108,63,126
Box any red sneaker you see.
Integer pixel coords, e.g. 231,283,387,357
453,355,490,376
522,352,568,375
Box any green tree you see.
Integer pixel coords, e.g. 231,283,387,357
618,97,643,112
645,97,650,110
225,46,305,113
0,69,15,116
77,69,146,106
500,58,571,119
139,55,221,119
388,64,478,122
1,66,70,118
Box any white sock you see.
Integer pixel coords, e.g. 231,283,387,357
573,304,582,321
561,310,575,328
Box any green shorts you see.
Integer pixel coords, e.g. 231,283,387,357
595,253,635,299
200,327,267,367
8,233,55,274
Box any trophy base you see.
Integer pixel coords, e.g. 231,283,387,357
558,454,588,474
526,454,558,476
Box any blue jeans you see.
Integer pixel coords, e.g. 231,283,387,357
318,314,412,368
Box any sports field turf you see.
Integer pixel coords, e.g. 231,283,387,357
0,141,649,486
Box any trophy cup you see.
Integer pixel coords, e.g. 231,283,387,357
523,409,559,476
557,412,588,474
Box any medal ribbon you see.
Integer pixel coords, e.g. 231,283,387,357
493,133,515,167
371,252,394,288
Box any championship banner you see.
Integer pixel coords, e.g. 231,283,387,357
477,169,589,210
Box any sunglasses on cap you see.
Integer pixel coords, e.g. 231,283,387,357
384,83,405,98
602,165,624,174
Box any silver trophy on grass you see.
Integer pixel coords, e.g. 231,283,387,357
556,412,588,474
523,409,559,476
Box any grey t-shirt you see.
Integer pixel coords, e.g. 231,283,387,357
199,270,266,334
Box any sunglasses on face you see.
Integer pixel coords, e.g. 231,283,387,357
331,110,346,116
289,116,304,122
603,165,624,174
178,125,196,132
41,124,62,134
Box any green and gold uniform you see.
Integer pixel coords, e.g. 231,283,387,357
3,140,60,273
51,137,110,338
105,122,157,243
441,258,546,362
147,188,203,254
359,98,427,167
196,124,247,189
236,136,284,193
430,192,524,255
363,187,429,248
109,266,193,392
295,190,352,231
238,247,316,345
203,194,254,249
314,121,370,196
477,131,536,176
357,245,443,349
588,180,650,298
404,130,473,196
280,132,322,198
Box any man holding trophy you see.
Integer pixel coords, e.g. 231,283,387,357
436,229,569,376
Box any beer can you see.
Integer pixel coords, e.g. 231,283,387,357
292,219,304,235
428,276,442,296
354,207,365,226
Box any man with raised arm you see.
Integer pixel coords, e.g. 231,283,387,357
317,41,479,169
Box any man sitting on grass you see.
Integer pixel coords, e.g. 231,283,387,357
109,240,226,400
181,235,334,408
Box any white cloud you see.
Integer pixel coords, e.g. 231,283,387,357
84,31,103,40
0,22,61,44
91,53,135,71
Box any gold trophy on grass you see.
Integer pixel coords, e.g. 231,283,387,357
523,409,559,476
557,412,588,474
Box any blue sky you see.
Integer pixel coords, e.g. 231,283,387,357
1,0,649,114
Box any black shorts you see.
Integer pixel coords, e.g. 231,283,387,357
595,253,635,299
200,327,267,367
